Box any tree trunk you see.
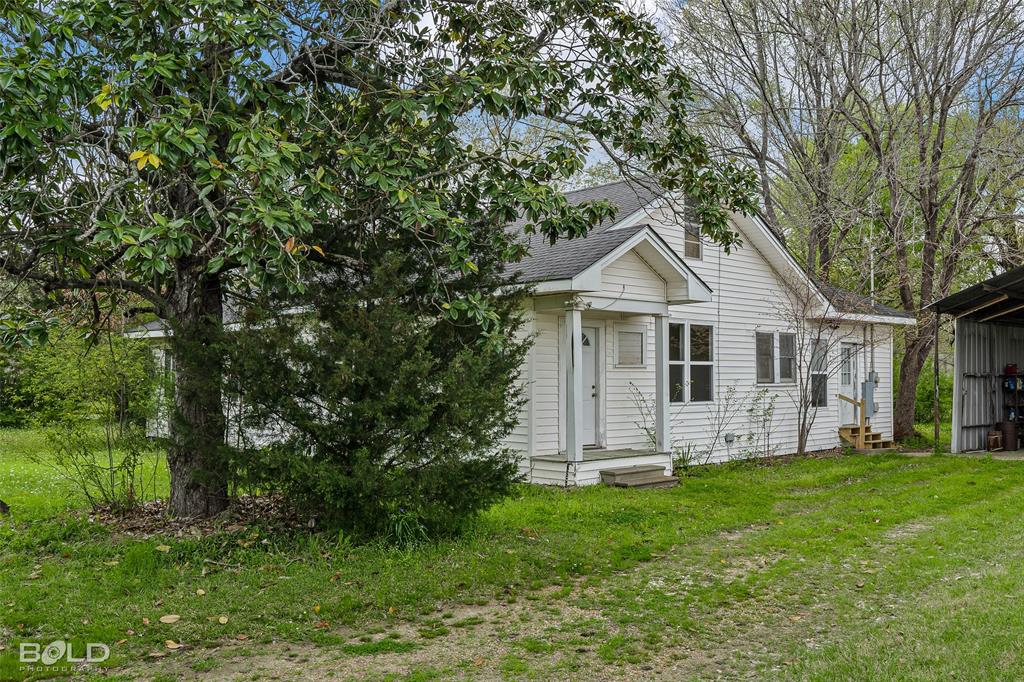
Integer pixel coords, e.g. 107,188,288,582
893,328,932,441
167,268,229,518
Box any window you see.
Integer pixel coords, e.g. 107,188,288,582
689,324,713,402
779,333,796,383
840,345,853,385
683,225,702,259
756,332,775,383
757,331,801,385
811,340,828,407
669,322,714,403
615,326,645,367
668,324,685,403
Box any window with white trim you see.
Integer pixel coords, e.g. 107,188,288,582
689,324,713,401
669,324,685,402
615,325,646,367
669,322,714,403
683,225,702,260
756,331,799,384
840,345,854,385
779,332,797,383
755,332,775,383
811,339,828,407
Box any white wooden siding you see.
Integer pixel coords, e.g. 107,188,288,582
504,303,534,455
503,202,900,469
634,205,892,461
532,312,561,455
603,317,656,449
600,251,667,302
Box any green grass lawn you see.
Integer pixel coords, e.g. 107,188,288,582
908,421,953,452
3,427,1024,680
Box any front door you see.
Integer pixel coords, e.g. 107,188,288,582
581,326,598,445
839,342,861,425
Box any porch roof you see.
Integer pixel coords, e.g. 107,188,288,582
508,223,646,284
510,224,713,305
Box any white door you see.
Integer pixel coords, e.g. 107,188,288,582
839,342,860,425
581,326,598,445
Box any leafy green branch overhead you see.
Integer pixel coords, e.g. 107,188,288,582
0,0,752,323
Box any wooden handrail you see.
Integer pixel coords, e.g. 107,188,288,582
837,393,868,449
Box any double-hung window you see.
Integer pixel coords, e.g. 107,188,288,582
669,322,714,403
756,331,798,384
779,333,797,383
755,332,775,384
810,339,828,407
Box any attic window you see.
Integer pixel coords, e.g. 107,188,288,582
684,225,702,260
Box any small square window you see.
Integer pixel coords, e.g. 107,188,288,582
616,329,645,367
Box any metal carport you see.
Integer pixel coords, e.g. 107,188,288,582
929,266,1024,452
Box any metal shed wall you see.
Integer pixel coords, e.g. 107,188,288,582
952,318,1024,452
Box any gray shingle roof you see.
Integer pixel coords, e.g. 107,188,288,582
509,181,913,322
133,320,166,333
507,223,646,283
506,180,665,282
506,179,663,239
817,281,914,319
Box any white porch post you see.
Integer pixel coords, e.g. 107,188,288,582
564,303,584,463
654,314,670,454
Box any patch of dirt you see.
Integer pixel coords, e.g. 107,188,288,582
882,520,934,541
130,586,614,681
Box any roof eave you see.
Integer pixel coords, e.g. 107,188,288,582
810,312,917,326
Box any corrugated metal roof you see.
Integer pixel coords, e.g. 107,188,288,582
928,266,1024,321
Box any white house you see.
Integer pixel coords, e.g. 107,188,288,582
130,180,915,487
502,181,915,487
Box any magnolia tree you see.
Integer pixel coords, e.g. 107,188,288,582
0,0,753,517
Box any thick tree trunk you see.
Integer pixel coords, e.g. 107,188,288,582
893,329,932,441
167,268,229,518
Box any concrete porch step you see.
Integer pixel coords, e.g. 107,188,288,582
600,465,679,489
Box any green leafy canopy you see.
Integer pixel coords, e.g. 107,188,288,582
0,0,753,332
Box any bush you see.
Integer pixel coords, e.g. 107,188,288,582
2,331,155,426
5,330,161,511
224,257,529,541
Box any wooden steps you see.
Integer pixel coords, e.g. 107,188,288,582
599,464,679,489
840,424,896,452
